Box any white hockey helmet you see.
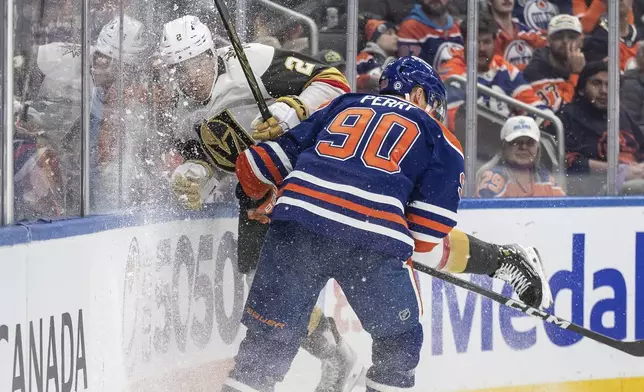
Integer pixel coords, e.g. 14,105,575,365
95,15,148,65
160,15,215,65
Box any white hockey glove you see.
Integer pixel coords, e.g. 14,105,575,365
171,160,219,210
250,96,308,141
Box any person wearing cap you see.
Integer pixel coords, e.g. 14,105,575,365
397,0,464,69
523,14,585,112
488,0,547,71
439,12,552,130
476,115,565,198
356,19,398,93
582,0,643,72
558,61,644,195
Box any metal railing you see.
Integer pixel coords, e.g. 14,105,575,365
443,75,567,190
2,0,14,225
254,0,319,55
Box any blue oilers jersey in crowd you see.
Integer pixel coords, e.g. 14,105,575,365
236,93,465,264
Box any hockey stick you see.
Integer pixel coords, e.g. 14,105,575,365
212,0,272,121
411,261,644,357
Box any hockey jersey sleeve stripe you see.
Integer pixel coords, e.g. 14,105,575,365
280,183,409,228
277,196,415,247
305,68,351,93
286,170,406,212
406,213,453,235
263,141,293,173
251,145,284,185
414,239,439,253
408,200,457,222
410,230,443,245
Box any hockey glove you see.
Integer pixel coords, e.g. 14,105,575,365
171,160,219,210
251,96,308,141
247,186,278,224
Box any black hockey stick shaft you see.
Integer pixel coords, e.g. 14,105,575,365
212,0,272,121
412,261,644,357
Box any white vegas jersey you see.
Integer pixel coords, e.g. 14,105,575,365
171,42,350,170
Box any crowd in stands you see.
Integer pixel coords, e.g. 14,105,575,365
4,0,644,223
348,0,644,198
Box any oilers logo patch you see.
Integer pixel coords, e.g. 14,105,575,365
197,109,255,173
504,40,534,68
523,0,558,31
433,42,464,70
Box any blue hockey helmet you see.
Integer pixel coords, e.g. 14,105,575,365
379,56,447,124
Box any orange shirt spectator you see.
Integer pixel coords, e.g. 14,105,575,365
476,116,565,198
490,0,548,70
573,0,634,34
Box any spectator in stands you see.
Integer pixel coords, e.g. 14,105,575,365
397,0,464,69
559,61,644,194
489,0,547,70
622,42,644,133
439,12,552,130
278,22,310,53
583,0,643,72
511,0,562,31
576,0,635,34
251,11,282,49
356,20,398,93
476,116,565,197
523,14,585,112
358,0,416,24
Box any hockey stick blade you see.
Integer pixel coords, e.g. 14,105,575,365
412,261,644,357
212,0,272,121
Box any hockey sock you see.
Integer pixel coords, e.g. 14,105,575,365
437,229,500,275
464,234,502,275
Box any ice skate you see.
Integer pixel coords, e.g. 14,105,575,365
314,318,363,392
490,245,553,309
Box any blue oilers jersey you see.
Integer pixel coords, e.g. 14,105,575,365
236,93,465,264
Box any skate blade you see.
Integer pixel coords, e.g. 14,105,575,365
342,360,365,392
524,247,553,309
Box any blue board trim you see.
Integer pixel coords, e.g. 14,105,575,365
0,203,239,248
1,197,644,248
459,196,644,209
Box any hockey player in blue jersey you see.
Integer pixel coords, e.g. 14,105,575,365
222,56,553,392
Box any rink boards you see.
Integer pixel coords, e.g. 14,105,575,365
1,198,644,392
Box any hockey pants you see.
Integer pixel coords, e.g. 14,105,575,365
224,220,423,391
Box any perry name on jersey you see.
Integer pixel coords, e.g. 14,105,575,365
236,93,465,265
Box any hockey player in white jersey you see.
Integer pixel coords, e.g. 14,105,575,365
158,15,360,392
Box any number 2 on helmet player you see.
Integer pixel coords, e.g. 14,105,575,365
315,107,420,174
